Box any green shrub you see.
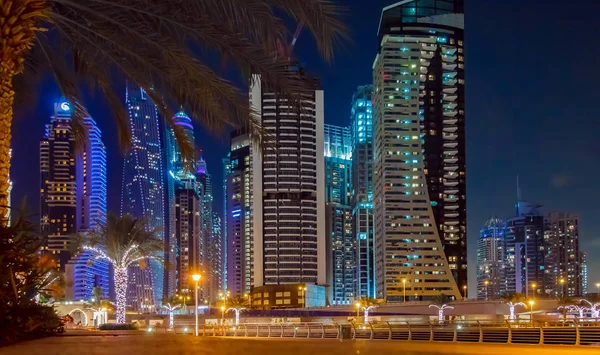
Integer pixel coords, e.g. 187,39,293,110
98,323,138,330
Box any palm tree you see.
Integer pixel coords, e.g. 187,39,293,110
429,294,454,324
357,297,379,324
0,0,347,222
557,296,575,321
162,295,183,329
582,294,600,319
226,296,248,325
82,213,164,324
501,292,526,322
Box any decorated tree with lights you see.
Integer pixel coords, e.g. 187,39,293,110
226,296,248,325
82,213,163,324
582,295,600,319
357,297,379,324
501,292,526,322
162,295,183,329
429,294,454,324
557,296,575,321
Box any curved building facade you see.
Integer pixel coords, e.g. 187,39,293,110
373,0,465,300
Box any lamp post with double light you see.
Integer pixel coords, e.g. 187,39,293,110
192,274,201,336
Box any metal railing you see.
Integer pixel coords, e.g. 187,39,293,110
349,319,600,346
166,323,341,339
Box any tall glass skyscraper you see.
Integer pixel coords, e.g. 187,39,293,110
324,124,354,304
350,86,376,298
373,0,465,300
121,82,166,309
41,99,109,300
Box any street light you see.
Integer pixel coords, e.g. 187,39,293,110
355,302,361,318
559,278,565,298
484,280,489,301
528,300,535,325
191,274,201,336
220,305,226,324
462,285,467,300
596,282,599,294
402,279,407,303
531,283,537,298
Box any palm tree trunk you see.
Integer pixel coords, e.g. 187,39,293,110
114,267,128,324
0,0,48,224
0,72,14,224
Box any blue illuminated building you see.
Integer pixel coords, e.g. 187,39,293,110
350,85,376,298
41,99,109,301
121,82,166,310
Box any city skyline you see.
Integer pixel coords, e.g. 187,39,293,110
9,0,600,295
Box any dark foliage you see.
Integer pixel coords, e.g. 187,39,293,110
98,323,138,331
0,216,63,346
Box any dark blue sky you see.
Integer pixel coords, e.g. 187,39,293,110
12,0,600,293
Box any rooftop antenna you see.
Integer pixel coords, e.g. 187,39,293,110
516,175,522,216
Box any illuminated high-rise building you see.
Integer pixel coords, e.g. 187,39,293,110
174,179,201,294
373,0,465,300
224,131,253,297
324,124,354,304
544,212,584,297
350,85,376,298
41,100,109,300
250,66,326,288
476,217,505,300
121,82,166,309
504,200,545,297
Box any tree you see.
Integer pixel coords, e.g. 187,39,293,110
82,213,164,324
162,295,183,329
501,293,526,322
357,297,379,324
429,294,454,324
582,295,600,319
0,0,348,222
0,214,62,344
226,296,248,325
557,296,575,321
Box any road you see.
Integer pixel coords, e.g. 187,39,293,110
1,333,597,355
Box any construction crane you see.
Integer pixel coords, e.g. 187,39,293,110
276,23,304,61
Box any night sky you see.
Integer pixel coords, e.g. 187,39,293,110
11,0,600,293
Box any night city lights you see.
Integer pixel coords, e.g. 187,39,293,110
1,0,599,354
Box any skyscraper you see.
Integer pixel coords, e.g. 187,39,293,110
477,217,505,300
545,212,584,297
324,124,354,305
372,0,465,300
41,100,109,300
174,179,201,294
121,82,166,309
504,200,545,298
250,66,326,288
225,131,253,297
350,85,376,298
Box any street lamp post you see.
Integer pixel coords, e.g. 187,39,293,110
531,283,537,298
484,280,489,301
559,278,565,298
528,300,535,325
462,285,467,300
355,302,361,318
192,274,201,336
221,306,226,325
402,279,407,303
596,282,599,294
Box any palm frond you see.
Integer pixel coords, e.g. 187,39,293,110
14,0,348,163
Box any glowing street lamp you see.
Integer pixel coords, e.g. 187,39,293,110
531,283,537,298
402,279,407,303
528,300,535,325
220,305,226,324
462,285,467,300
192,274,201,336
596,282,600,294
355,302,361,318
559,278,566,297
